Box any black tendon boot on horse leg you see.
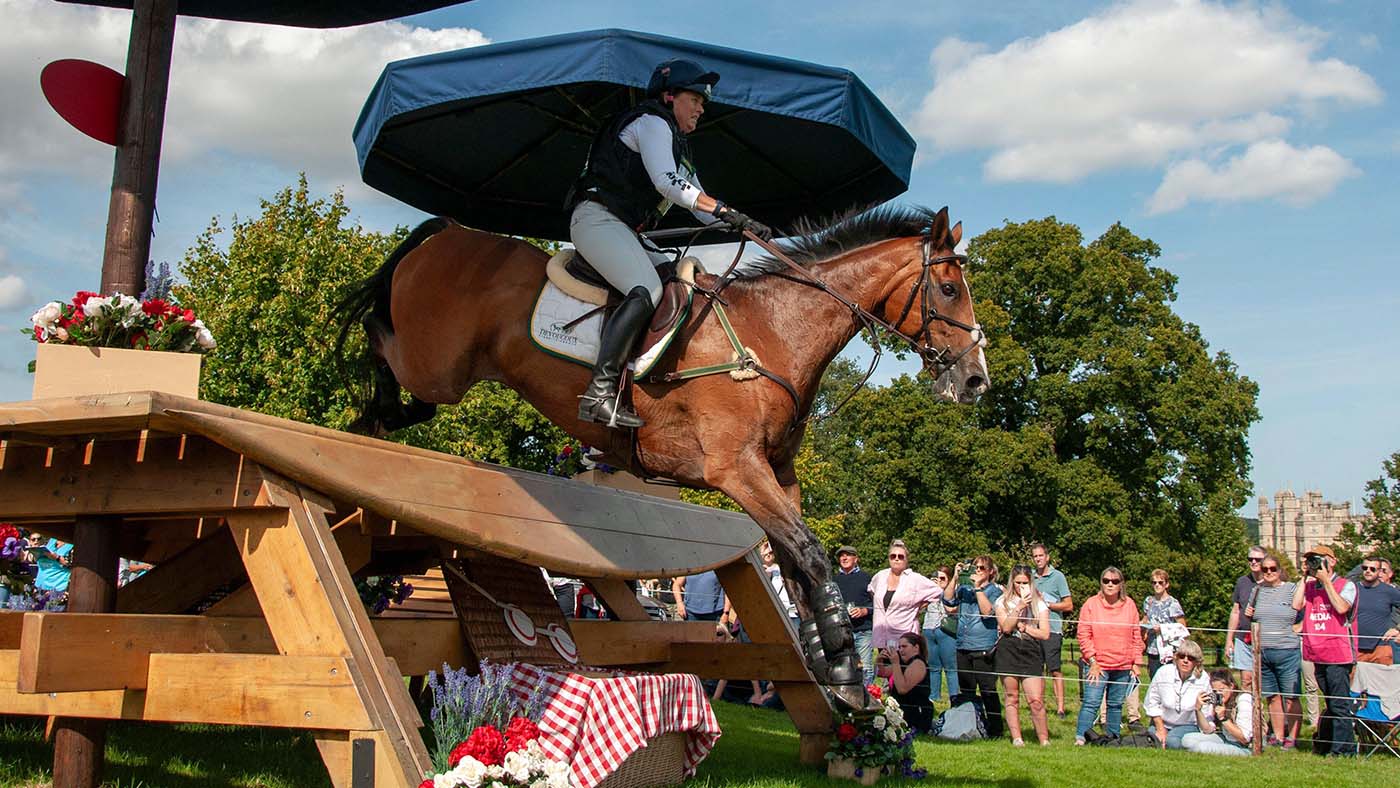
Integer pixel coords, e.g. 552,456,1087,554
579,285,654,428
811,581,883,714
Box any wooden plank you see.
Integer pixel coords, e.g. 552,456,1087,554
0,432,268,519
0,650,145,719
717,552,833,745
316,730,418,788
12,612,466,692
229,479,430,781
0,612,21,649
664,643,811,681
116,525,244,614
570,620,717,666
143,653,372,729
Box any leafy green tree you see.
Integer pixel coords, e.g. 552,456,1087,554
1336,450,1400,568
178,177,571,471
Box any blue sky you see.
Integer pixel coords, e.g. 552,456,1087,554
0,0,1395,514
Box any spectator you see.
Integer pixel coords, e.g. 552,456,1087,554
34,538,73,595
1245,556,1302,748
944,555,1005,738
1225,545,1267,693
833,545,875,685
1074,566,1144,746
993,565,1051,746
879,632,933,733
761,542,799,627
1290,545,1358,757
1354,555,1400,665
1379,557,1394,586
1144,639,1211,749
922,565,958,703
673,569,726,622
1142,569,1187,677
1030,543,1073,719
1181,669,1254,756
868,540,941,651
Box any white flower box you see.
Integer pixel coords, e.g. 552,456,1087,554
32,343,202,400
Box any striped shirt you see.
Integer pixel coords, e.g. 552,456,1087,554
1252,582,1299,650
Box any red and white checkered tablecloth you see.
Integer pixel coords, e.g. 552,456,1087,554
509,664,721,788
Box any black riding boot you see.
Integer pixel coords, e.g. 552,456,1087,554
578,286,654,429
810,581,882,714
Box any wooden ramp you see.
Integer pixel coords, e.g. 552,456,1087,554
0,393,834,787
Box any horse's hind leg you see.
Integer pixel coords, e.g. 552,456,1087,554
710,456,878,713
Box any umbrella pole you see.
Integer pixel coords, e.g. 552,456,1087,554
52,3,177,787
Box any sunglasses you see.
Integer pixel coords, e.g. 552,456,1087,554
1362,565,1380,572
1261,566,1280,574
1175,654,1198,663
1101,578,1122,585
889,554,907,560
936,575,949,582
1151,580,1168,586
1248,556,1264,563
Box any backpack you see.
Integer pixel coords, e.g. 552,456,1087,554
931,700,987,741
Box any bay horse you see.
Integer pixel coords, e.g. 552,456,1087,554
335,205,989,711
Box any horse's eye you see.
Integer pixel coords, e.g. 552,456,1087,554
940,283,958,298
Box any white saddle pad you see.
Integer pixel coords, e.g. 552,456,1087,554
530,282,604,367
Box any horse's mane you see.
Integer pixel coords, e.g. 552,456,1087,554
738,204,937,278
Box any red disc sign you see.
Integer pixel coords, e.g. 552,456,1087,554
41,59,124,146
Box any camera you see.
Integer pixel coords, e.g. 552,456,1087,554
1305,554,1327,574
1208,691,1223,706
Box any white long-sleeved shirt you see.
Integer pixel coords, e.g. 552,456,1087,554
619,114,719,226
1143,663,1212,728
1200,692,1255,746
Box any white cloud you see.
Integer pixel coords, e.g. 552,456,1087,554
0,274,29,311
1147,139,1360,214
915,0,1380,200
0,0,488,196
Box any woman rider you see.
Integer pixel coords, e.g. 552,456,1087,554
568,58,772,428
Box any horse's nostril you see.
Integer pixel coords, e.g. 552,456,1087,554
966,376,986,392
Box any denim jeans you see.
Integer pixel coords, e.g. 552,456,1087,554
923,628,959,701
1164,723,1199,749
1076,666,1133,738
1315,662,1357,756
853,629,874,686
957,649,1003,738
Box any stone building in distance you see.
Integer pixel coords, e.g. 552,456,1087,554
1257,490,1368,568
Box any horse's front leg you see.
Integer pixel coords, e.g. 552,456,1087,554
709,455,877,713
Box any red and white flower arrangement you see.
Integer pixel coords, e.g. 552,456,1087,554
24,290,214,367
421,717,571,788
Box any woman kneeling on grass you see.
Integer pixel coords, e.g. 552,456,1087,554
879,632,933,733
994,565,1051,746
1181,670,1254,756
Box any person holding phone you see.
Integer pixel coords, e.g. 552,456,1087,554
879,632,933,733
1181,670,1254,756
993,565,1051,746
943,555,1005,738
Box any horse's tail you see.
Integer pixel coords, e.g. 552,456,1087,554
333,217,451,434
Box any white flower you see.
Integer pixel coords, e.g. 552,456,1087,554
884,725,899,742
451,757,487,788
544,759,572,788
31,302,62,329
531,780,550,788
82,295,111,317
484,765,505,780
195,326,216,349
434,773,462,788
53,326,69,341
503,752,534,783
872,715,886,730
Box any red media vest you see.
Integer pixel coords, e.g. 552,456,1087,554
1301,577,1357,665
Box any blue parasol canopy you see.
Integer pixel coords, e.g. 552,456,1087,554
56,1,470,28
353,28,916,242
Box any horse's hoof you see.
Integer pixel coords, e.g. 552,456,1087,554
828,683,882,716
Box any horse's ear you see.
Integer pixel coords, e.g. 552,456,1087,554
930,206,949,244
950,221,963,249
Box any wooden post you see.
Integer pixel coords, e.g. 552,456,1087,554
1250,622,1263,756
51,516,119,788
100,0,178,298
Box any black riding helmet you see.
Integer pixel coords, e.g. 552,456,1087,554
646,58,720,101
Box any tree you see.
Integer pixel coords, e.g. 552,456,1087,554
1336,450,1400,568
177,177,572,471
797,218,1260,633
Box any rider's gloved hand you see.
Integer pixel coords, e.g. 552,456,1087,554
713,203,774,242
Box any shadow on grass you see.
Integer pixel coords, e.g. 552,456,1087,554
0,717,329,788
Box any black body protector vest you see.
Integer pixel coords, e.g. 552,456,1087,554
570,100,696,232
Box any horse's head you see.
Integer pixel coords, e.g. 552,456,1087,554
883,207,989,404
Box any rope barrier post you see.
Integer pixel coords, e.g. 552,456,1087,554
1250,622,1264,756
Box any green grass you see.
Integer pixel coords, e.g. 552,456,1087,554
0,694,1385,787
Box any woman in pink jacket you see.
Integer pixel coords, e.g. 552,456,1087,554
1074,566,1145,744
868,540,942,661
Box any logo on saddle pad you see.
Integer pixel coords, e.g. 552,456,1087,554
541,321,581,346
529,280,691,377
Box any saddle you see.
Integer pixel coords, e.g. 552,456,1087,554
546,249,703,358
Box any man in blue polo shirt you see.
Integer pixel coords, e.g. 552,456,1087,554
673,570,726,622
1355,555,1400,664
1031,543,1073,718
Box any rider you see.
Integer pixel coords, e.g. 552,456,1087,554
568,58,773,429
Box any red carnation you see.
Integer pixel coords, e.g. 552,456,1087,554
33,326,45,343
866,683,883,700
457,724,505,766
180,308,196,323
560,445,573,457
0,523,19,543
504,716,541,752
836,722,858,742
71,291,97,310
419,780,433,788
141,299,171,317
